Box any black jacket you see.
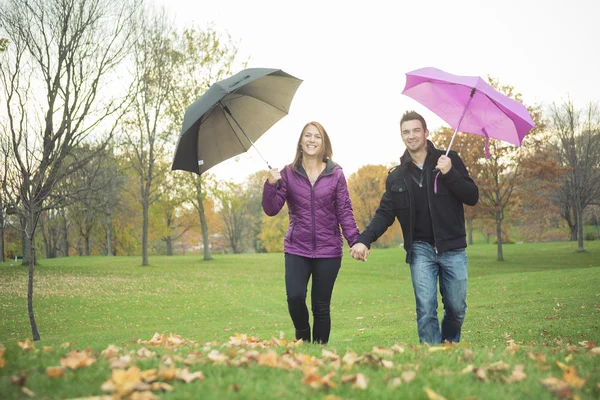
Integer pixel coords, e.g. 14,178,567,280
357,141,478,263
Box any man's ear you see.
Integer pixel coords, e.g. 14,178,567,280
425,129,430,138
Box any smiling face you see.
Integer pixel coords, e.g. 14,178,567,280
401,119,429,154
300,124,324,158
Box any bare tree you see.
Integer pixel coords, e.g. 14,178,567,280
0,0,137,340
121,6,178,266
213,181,249,254
549,100,600,251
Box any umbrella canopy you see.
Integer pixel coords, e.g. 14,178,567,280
402,67,535,157
172,68,303,174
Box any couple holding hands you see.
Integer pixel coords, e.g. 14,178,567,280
262,111,479,345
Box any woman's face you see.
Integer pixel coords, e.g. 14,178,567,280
300,124,323,158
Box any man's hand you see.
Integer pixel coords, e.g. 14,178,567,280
267,168,281,184
436,155,452,175
350,243,369,262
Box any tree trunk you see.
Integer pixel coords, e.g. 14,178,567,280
85,235,91,256
61,213,69,257
166,237,173,256
575,195,584,252
142,201,149,266
106,212,114,256
570,225,577,241
196,191,212,261
466,218,474,245
0,225,4,263
496,213,504,261
26,210,40,341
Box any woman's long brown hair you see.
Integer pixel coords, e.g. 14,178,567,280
289,121,333,168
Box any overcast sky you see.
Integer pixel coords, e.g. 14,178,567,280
160,0,600,182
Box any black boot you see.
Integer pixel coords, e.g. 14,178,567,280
295,327,311,343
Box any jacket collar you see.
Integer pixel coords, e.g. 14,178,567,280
400,140,439,167
294,158,338,177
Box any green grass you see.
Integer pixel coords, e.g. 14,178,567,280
0,242,599,399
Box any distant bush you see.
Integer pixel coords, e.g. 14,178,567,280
584,232,598,241
493,237,515,244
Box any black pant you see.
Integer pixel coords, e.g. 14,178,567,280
284,254,341,344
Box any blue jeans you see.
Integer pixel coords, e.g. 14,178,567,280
409,242,468,344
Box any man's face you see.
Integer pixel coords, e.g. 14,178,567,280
401,119,429,153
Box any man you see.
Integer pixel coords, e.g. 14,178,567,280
350,110,478,344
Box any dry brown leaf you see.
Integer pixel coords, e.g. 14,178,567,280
17,339,34,351
503,364,527,383
391,344,405,353
0,347,5,368
505,340,520,355
257,350,279,368
590,347,600,355
428,346,450,352
473,367,488,382
461,364,474,374
46,366,66,378
137,347,154,359
302,370,336,389
563,367,585,389
68,396,114,400
324,396,343,400
43,346,53,353
401,371,416,383
381,359,394,369
150,382,174,392
21,387,35,397
539,376,570,394
10,375,26,387
140,369,158,383
60,349,96,369
353,373,368,389
555,360,570,372
424,386,447,400
100,345,120,360
129,391,159,400
322,349,339,360
177,368,205,384
390,377,402,388
158,364,176,381
372,346,394,357
207,350,229,364
528,352,547,364
488,361,510,372
463,348,473,363
60,342,73,348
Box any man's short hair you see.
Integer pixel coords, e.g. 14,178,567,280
401,110,427,132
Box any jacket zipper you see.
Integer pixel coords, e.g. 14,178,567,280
425,168,439,254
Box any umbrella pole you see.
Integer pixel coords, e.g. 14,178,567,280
221,103,273,169
445,87,476,156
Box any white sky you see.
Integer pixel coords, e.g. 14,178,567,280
161,0,600,183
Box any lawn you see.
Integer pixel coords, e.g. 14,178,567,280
0,241,599,399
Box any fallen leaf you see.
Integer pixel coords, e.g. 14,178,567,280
150,382,174,392
381,359,394,369
0,347,5,368
101,345,121,360
129,391,159,400
137,347,154,359
555,361,570,372
207,350,229,364
590,347,600,355
539,376,569,394
324,396,343,400
46,366,66,378
17,339,34,351
463,348,473,362
473,367,487,382
341,373,368,389
302,370,336,389
428,346,450,352
60,342,73,349
140,369,158,383
60,349,96,369
177,368,205,384
503,364,527,383
563,367,585,389
43,346,53,353
21,387,35,397
424,386,447,400
390,377,402,388
372,346,394,357
157,364,176,381
488,361,510,372
461,364,474,374
391,344,405,353
401,371,416,383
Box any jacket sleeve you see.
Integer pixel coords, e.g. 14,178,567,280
334,170,360,247
262,168,287,216
357,174,397,248
440,152,479,206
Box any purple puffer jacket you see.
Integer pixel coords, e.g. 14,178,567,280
262,160,359,258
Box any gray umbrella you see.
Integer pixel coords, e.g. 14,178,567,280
172,68,303,174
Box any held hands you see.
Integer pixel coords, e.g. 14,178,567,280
436,155,452,175
350,243,369,262
267,168,281,185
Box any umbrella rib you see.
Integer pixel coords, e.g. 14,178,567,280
430,81,522,135
228,92,291,114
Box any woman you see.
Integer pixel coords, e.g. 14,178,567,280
262,121,360,344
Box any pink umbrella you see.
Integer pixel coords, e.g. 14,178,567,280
401,67,535,159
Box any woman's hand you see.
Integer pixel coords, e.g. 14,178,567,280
267,168,281,185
